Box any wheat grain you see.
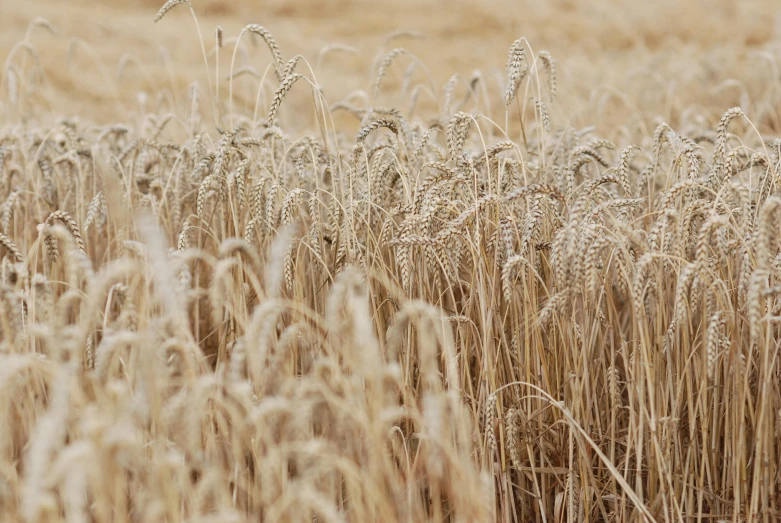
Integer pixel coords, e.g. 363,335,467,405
373,48,410,99
267,74,304,127
242,24,284,81
45,210,86,255
536,50,557,99
534,98,550,132
504,38,527,106
153,0,191,23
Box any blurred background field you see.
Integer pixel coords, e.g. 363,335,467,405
3,0,780,130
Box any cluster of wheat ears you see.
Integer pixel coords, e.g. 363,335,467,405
1,0,781,521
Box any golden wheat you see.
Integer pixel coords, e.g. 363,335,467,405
1,3,781,521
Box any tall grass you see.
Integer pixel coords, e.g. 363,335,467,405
0,3,780,521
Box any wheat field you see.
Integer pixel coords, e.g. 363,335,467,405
2,0,781,521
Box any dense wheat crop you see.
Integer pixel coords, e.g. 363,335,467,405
2,0,781,521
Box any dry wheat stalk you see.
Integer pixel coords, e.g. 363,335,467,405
373,48,410,99
536,50,557,99
153,0,191,23
267,74,304,127
242,24,285,81
504,38,528,106
44,211,86,256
